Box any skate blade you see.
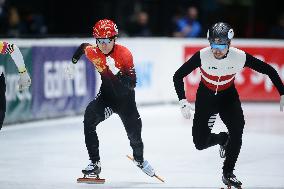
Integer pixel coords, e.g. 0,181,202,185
77,177,105,184
221,185,242,189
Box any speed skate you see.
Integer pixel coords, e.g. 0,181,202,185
126,155,165,183
77,174,105,184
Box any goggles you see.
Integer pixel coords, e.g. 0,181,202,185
210,43,228,50
96,38,113,44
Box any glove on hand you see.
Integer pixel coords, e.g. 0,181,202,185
179,99,195,119
65,64,75,79
18,69,31,91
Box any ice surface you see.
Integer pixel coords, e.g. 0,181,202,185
0,103,283,189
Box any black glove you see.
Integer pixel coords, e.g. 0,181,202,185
72,43,91,64
116,71,136,90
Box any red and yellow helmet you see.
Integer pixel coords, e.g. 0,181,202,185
93,19,118,38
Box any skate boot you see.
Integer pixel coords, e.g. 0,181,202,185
77,161,105,184
222,172,242,189
133,158,155,177
219,132,229,158
82,161,101,176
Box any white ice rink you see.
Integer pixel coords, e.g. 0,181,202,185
0,103,284,189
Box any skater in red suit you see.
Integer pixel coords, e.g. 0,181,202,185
0,41,31,130
173,22,284,188
68,19,156,179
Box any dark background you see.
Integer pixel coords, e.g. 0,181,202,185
0,0,283,38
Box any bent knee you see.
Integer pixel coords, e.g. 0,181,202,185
193,138,207,150
194,143,207,150
84,113,104,128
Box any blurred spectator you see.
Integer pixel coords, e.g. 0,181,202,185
269,13,284,39
0,0,8,34
6,6,47,37
6,6,27,37
172,6,202,38
23,11,47,35
127,11,152,37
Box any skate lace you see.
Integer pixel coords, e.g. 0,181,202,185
86,161,100,170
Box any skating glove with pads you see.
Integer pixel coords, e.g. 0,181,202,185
280,95,284,112
179,99,194,119
67,43,91,79
18,68,31,91
116,72,136,90
72,43,90,64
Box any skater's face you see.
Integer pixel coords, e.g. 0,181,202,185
211,47,228,59
96,37,115,54
210,43,229,59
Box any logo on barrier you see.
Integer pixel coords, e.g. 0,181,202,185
44,60,87,98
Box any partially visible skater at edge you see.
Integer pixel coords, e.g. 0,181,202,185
0,41,31,131
173,22,284,188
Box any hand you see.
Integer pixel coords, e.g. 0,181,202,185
280,95,284,112
65,64,75,79
72,43,91,64
18,69,31,91
72,57,78,64
179,99,195,119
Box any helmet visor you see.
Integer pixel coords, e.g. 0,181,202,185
96,38,113,44
210,43,228,50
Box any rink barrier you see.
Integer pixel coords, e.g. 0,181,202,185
0,38,283,124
